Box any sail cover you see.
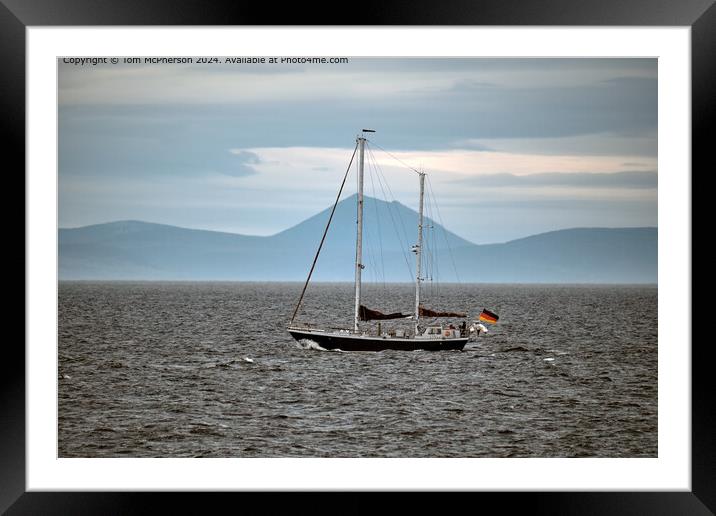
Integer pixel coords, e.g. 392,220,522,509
359,305,410,321
418,305,467,318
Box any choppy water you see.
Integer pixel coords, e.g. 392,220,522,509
58,282,657,457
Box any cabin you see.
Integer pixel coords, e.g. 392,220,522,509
419,325,461,339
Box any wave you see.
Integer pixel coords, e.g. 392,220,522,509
295,339,327,351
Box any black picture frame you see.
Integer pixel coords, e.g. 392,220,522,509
6,0,710,513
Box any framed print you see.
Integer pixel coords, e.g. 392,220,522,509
8,0,712,513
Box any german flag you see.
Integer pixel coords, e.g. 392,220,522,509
478,308,499,324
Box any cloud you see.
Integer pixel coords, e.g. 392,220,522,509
57,58,658,243
456,131,657,158
454,170,657,189
225,150,261,177
57,74,658,166
58,58,657,146
449,139,495,151
59,145,658,244
213,146,658,226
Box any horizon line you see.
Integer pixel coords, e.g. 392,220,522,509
57,279,659,286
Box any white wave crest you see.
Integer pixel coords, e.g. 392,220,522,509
296,339,327,351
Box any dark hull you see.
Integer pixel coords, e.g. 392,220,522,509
288,329,468,352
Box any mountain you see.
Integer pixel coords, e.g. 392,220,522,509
449,227,657,283
59,195,657,283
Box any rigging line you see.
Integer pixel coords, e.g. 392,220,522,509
368,146,412,282
364,176,385,301
364,154,388,300
427,188,441,300
370,141,421,176
368,143,429,284
366,151,387,293
366,144,413,281
428,190,440,298
360,176,375,290
289,142,359,325
364,153,378,288
426,175,461,284
434,208,441,297
364,205,382,298
365,233,378,296
424,190,436,298
367,145,414,264
422,187,431,297
432,198,440,298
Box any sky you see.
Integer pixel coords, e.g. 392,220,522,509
58,57,657,244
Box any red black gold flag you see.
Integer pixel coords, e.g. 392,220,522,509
478,308,499,324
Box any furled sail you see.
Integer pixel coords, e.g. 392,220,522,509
418,305,467,318
359,305,410,321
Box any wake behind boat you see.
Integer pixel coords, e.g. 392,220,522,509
287,130,496,351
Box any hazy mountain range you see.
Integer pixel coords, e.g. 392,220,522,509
59,195,657,283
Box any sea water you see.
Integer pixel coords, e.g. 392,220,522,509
58,281,657,457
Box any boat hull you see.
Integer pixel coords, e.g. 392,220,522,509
288,328,469,352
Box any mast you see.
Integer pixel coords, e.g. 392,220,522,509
353,133,367,333
414,171,425,335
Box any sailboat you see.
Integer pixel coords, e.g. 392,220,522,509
287,130,487,351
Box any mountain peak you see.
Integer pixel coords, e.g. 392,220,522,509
338,193,402,204
272,193,473,249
